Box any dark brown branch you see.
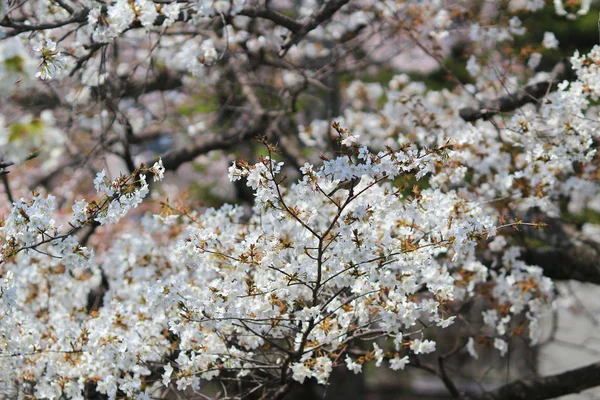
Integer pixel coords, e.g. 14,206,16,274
239,6,303,33
469,361,600,400
158,132,245,172
459,59,574,122
120,70,183,98
518,214,600,284
270,381,292,400
0,10,87,31
279,0,351,57
12,71,182,110
10,90,61,110
54,0,75,14
522,240,600,284
156,115,267,172
438,356,461,398
2,173,13,203
0,160,13,170
70,43,105,76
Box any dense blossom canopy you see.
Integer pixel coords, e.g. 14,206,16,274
1,0,599,399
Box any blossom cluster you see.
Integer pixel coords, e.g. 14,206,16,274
0,0,598,398
0,137,557,398
32,38,66,80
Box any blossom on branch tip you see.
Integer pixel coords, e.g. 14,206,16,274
389,356,409,370
33,38,66,80
150,158,165,182
410,339,436,354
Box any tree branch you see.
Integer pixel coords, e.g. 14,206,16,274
0,9,88,35
522,241,600,284
279,0,351,57
459,59,574,122
120,70,183,98
155,115,266,172
519,215,600,284
469,361,600,400
239,6,303,33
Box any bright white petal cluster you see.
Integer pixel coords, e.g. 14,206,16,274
542,31,559,49
32,38,66,80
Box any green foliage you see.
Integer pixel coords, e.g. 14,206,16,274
519,3,600,69
563,208,600,225
8,119,44,142
4,55,24,72
178,93,220,115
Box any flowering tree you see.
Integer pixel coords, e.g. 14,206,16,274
1,0,600,399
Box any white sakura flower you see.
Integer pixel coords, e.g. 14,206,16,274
488,235,507,252
162,363,173,387
389,356,409,370
528,52,542,70
94,170,108,193
482,309,498,328
161,3,182,26
214,0,229,13
466,55,480,77
410,338,436,354
542,32,559,49
508,17,526,36
345,355,362,374
372,343,384,367
496,315,511,335
436,316,456,328
150,158,165,182
33,38,66,80
554,0,590,19
71,200,89,227
88,7,101,25
204,46,218,64
393,333,403,350
341,133,359,147
494,338,508,356
466,337,479,359
228,161,246,182
313,356,332,384
135,0,158,27
528,315,542,345
290,362,311,383
107,0,135,37
0,271,16,308
300,162,314,175
137,392,151,400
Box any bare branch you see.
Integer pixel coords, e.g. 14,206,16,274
279,0,351,57
469,361,600,400
519,214,600,284
522,241,600,284
459,59,574,122
155,116,266,172
239,6,303,33
0,9,87,35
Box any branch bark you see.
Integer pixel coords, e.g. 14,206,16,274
279,0,351,56
522,237,600,284
459,59,574,122
239,6,303,33
519,215,600,285
155,114,267,172
0,9,88,35
467,361,600,400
